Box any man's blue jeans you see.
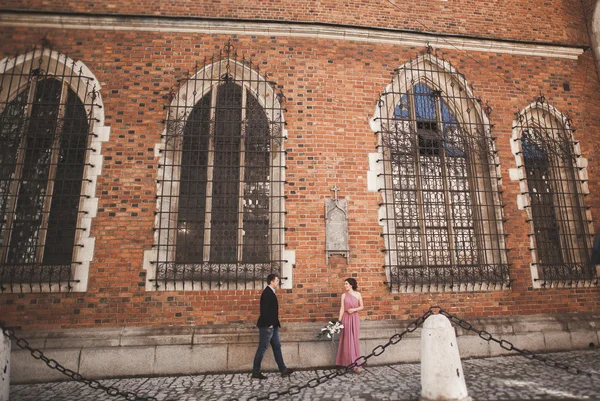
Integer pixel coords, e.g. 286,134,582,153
253,326,287,373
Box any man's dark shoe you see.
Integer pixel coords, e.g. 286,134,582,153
280,368,294,377
251,372,267,380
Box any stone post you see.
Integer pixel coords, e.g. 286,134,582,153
1,331,9,401
421,314,470,401
592,3,600,80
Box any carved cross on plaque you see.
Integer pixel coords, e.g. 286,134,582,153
331,185,340,200
325,185,349,263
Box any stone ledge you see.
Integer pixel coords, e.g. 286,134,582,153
11,320,423,349
9,312,600,383
0,12,585,60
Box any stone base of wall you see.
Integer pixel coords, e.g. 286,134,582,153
10,312,600,384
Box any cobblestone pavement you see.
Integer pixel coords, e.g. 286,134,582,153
9,349,600,401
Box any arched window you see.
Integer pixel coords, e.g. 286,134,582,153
372,53,508,292
0,47,105,293
176,81,271,264
513,99,595,286
148,45,288,291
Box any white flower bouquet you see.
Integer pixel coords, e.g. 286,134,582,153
317,320,344,340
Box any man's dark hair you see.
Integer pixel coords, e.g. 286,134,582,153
266,273,279,285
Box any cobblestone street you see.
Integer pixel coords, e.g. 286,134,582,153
8,349,600,401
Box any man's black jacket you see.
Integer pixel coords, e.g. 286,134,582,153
256,286,281,328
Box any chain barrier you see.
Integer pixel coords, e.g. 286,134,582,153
433,306,599,379
0,321,167,401
4,306,598,401
230,309,433,401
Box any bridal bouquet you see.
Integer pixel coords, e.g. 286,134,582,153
317,320,343,340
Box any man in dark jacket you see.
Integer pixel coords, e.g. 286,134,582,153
252,273,294,379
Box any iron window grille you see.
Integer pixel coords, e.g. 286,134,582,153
374,51,509,292
514,97,596,286
0,45,100,293
151,42,287,290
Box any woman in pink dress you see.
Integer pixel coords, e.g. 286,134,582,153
336,278,364,372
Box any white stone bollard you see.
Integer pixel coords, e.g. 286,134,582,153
1,331,9,401
421,314,471,401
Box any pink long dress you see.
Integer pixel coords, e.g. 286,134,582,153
336,292,361,367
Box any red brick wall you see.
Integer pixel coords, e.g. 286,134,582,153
0,23,599,330
1,0,591,45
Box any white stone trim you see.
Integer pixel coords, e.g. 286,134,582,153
143,59,291,291
0,12,585,60
592,2,600,78
0,49,107,293
510,102,594,289
280,249,294,290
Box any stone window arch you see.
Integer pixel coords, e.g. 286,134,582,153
0,46,107,293
369,52,508,292
510,98,596,287
145,45,292,291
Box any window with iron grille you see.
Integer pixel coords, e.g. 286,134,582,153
373,52,509,292
514,98,596,286
150,43,287,291
0,46,102,293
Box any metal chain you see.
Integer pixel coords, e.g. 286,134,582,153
231,309,433,401
8,306,594,401
0,321,166,401
435,307,599,378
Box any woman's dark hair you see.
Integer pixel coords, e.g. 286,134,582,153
345,278,358,290
266,273,279,285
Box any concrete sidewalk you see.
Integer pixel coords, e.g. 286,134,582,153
8,349,600,401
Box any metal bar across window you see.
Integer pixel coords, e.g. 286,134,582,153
377,50,509,292
152,41,287,290
0,45,98,293
516,97,596,287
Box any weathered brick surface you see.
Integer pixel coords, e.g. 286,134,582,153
0,13,600,331
0,0,591,45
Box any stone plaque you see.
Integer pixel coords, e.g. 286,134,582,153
325,193,349,263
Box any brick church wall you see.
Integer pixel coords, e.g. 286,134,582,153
1,0,600,332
